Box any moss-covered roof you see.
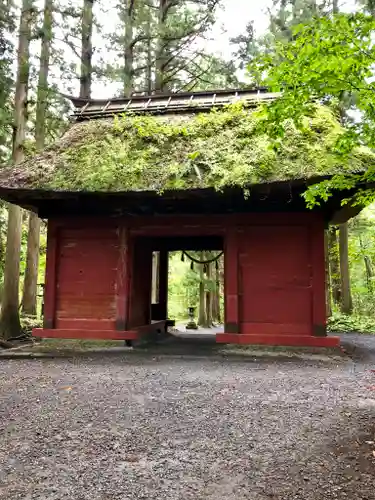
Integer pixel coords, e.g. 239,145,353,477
0,102,372,193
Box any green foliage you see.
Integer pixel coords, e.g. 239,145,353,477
168,253,201,320
18,102,373,193
250,12,375,206
327,312,375,334
345,205,375,315
168,252,222,322
20,314,42,336
185,55,241,91
231,1,328,74
357,0,375,16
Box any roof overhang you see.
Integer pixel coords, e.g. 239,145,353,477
0,177,362,223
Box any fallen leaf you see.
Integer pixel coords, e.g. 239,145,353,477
59,386,72,392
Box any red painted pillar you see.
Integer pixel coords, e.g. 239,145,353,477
222,227,240,339
128,239,152,328
43,220,58,329
311,217,327,337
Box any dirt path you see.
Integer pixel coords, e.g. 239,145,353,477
0,335,374,500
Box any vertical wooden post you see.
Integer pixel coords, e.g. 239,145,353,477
116,226,129,330
43,220,58,329
128,240,152,328
158,250,168,319
224,227,239,334
311,218,327,337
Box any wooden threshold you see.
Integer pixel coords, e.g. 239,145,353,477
32,328,138,340
32,320,169,341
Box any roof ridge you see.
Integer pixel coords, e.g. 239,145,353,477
64,88,280,122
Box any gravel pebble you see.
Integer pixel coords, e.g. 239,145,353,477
0,334,374,499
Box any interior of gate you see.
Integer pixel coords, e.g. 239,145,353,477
128,235,223,328
33,214,339,347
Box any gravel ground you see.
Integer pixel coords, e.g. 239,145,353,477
0,334,375,500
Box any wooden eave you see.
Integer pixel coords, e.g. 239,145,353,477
0,177,361,223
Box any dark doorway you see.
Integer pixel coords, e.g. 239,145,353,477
128,235,224,331
151,236,224,329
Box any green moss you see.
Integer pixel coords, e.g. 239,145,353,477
12,102,375,192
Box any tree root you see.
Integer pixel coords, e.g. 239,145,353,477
0,333,33,349
0,339,15,349
7,333,32,342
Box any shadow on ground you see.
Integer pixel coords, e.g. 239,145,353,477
0,332,349,366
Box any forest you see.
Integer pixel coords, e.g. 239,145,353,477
1,0,375,343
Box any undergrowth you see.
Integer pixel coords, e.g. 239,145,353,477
20,315,43,336
327,313,375,333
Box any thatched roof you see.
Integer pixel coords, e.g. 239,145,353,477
0,101,372,195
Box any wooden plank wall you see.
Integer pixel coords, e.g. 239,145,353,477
237,222,324,336
55,227,119,330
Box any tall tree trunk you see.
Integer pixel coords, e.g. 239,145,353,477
80,0,94,99
22,214,40,316
324,230,332,317
328,226,341,306
145,8,153,93
217,257,222,323
339,222,353,314
367,0,375,17
155,0,167,92
364,255,374,293
212,261,220,323
332,0,339,13
124,0,134,96
291,0,298,22
0,0,34,340
198,254,205,326
22,0,52,316
359,234,374,294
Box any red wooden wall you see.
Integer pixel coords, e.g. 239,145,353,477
239,225,313,335
55,227,119,330
220,215,337,346
37,213,337,346
41,222,157,337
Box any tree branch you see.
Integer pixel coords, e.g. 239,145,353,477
55,34,81,60
53,6,82,18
